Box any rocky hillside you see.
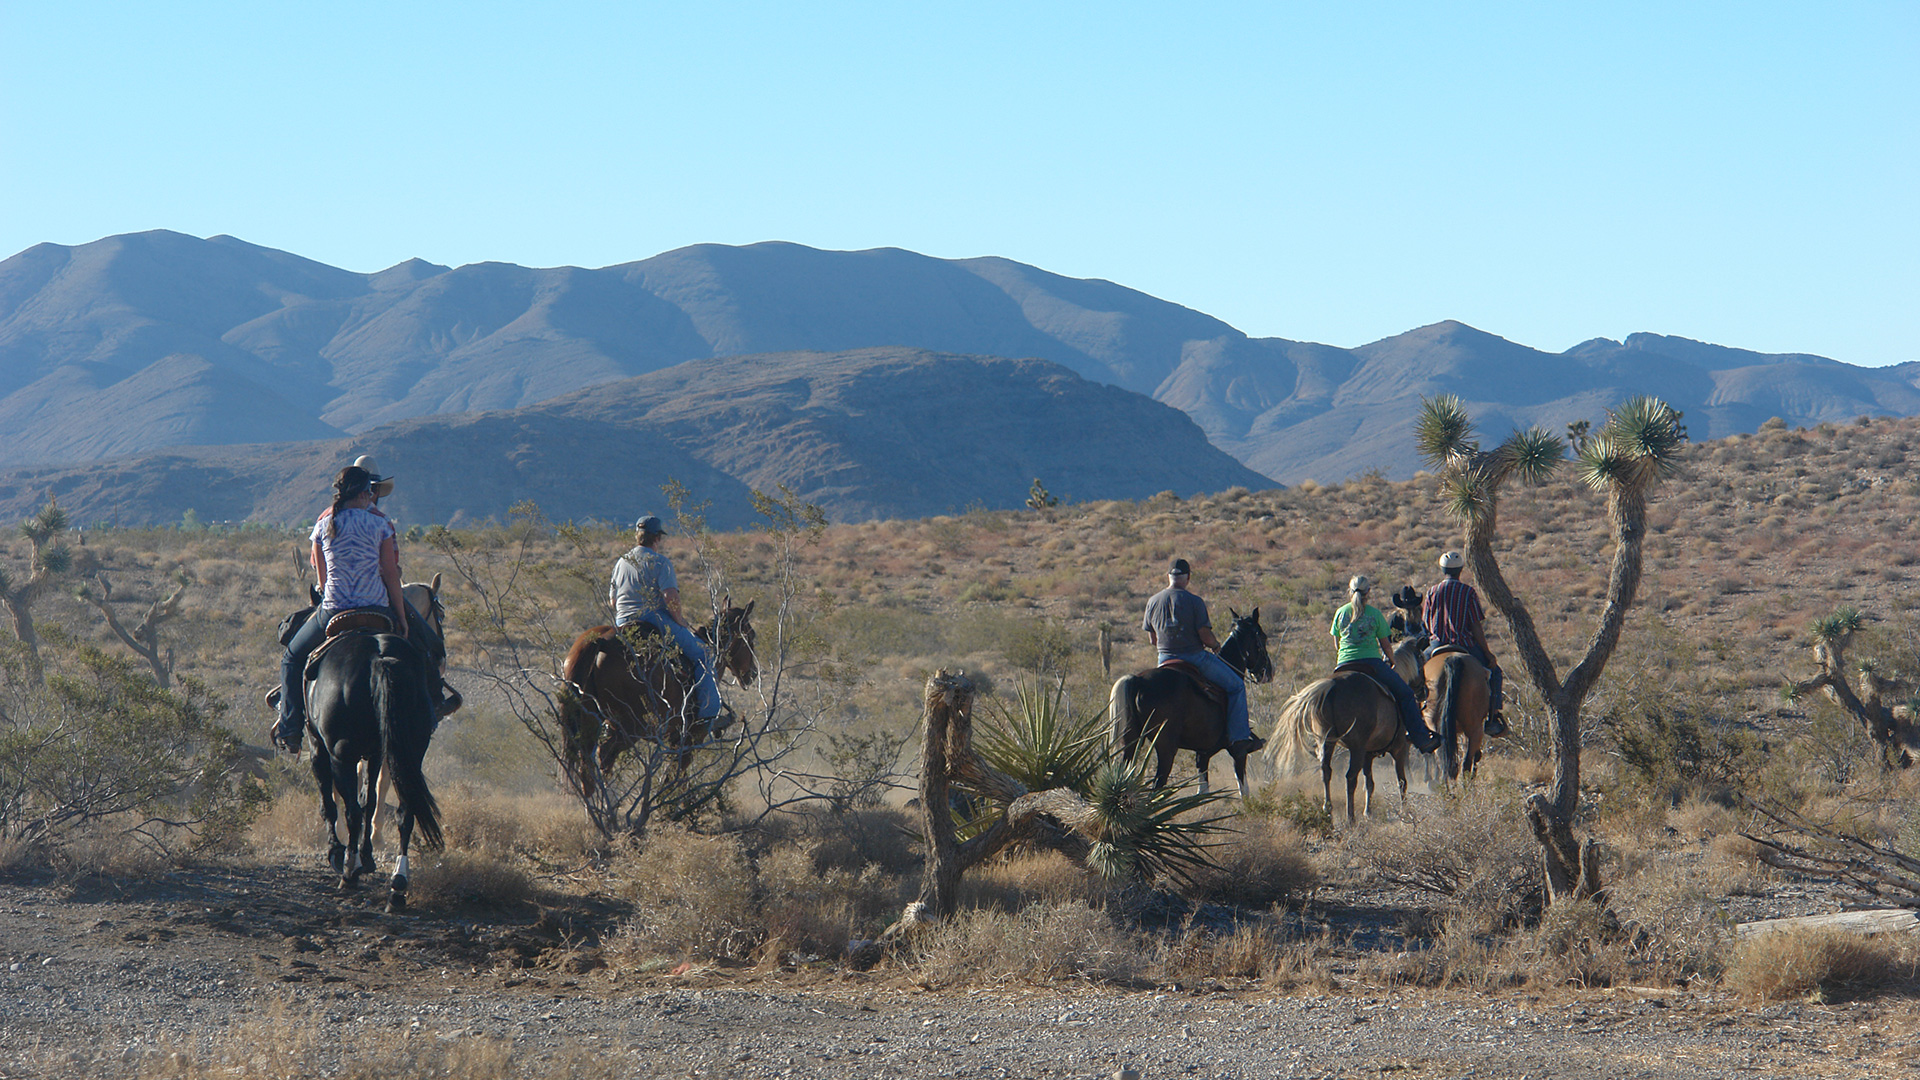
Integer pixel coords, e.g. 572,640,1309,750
0,348,1269,527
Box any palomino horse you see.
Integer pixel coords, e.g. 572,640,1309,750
306,610,442,912
1265,635,1426,821
559,599,758,796
1391,588,1493,786
1109,608,1276,799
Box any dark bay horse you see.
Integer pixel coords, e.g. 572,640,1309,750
559,600,758,796
308,619,443,912
1109,608,1275,799
1265,635,1425,822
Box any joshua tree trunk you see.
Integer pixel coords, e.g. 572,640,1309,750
913,669,1093,919
80,574,186,688
1789,612,1916,768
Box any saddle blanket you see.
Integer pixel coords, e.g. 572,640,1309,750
1155,658,1228,705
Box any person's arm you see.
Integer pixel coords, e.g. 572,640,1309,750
663,587,688,628
310,540,327,593
1146,627,1159,649
379,535,408,636
1372,608,1392,651
1198,627,1221,651
1472,621,1496,664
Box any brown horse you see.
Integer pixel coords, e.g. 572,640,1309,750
1265,636,1426,821
1109,608,1275,799
559,600,757,796
1390,587,1493,786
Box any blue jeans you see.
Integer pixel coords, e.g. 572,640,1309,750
1160,649,1251,743
1347,656,1433,743
627,611,721,720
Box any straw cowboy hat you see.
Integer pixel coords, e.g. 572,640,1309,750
352,455,395,499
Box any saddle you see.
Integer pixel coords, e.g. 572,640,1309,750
304,608,398,681
1333,660,1395,701
1428,643,1475,660
1156,657,1228,705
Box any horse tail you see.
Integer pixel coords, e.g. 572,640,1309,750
376,642,442,850
1110,675,1142,760
1434,657,1461,781
1264,679,1334,768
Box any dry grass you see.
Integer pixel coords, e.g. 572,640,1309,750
1179,817,1320,908
1726,928,1920,1002
908,902,1149,988
408,848,537,909
604,826,761,963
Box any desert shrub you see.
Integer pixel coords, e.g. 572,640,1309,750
756,841,903,958
1606,699,1760,804
976,677,1106,793
956,850,1110,911
751,805,920,877
908,902,1148,987
0,634,265,858
1157,921,1310,984
1606,860,1739,981
606,826,760,961
1725,928,1920,1002
1356,789,1541,932
410,848,537,909
1178,818,1319,908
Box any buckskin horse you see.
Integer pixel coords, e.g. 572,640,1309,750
305,604,443,912
1265,634,1427,822
558,599,758,796
1109,608,1275,799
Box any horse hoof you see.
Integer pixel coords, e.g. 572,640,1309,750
386,892,408,915
328,845,346,874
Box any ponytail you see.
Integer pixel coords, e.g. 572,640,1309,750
327,466,374,538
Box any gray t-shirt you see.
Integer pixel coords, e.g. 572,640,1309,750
610,545,678,627
1142,586,1210,655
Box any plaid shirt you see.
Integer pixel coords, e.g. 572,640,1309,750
1423,577,1484,649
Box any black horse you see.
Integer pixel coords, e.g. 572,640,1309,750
1109,608,1276,798
308,624,442,911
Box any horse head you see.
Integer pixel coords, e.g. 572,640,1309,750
401,573,446,640
1224,606,1275,684
713,596,758,687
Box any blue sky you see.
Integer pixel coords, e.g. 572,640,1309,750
3,2,1914,364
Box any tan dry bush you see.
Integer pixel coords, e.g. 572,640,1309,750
1355,791,1540,933
44,823,174,879
1377,917,1524,992
756,841,906,958
1726,928,1920,1002
410,849,536,909
1606,860,1738,981
910,902,1149,988
1155,922,1332,988
247,789,320,856
748,806,920,876
434,787,594,863
956,850,1111,912
605,826,760,962
1667,795,1740,840
1179,818,1320,908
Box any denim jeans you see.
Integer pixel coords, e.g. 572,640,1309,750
1160,648,1251,742
628,611,721,720
278,602,441,742
1347,656,1433,742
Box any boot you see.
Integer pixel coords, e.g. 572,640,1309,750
1228,735,1265,756
271,701,304,756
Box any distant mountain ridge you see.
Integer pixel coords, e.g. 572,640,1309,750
0,348,1269,527
2,230,1916,494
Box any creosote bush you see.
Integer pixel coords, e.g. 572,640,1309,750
1726,928,1920,1002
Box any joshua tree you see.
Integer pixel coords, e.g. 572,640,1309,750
77,572,189,689
1415,394,1687,903
1787,607,1917,769
0,498,73,683
1026,478,1059,510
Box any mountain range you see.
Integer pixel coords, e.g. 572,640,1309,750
1,230,1915,523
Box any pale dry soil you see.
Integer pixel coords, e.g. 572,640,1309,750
3,860,1918,1079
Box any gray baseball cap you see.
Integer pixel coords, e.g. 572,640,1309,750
634,514,665,534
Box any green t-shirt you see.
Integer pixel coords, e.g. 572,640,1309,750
1330,602,1389,664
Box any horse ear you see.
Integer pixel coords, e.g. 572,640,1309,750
1230,606,1240,620
743,599,754,616
1251,606,1259,622
430,572,442,595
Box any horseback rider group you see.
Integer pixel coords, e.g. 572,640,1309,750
1141,552,1507,756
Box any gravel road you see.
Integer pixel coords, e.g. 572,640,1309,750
2,862,1916,1079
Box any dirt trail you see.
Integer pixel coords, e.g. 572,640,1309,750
2,860,1917,1079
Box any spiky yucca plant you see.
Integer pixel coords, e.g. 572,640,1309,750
976,678,1107,794
1081,754,1231,886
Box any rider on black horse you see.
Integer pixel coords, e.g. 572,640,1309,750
1142,556,1263,756
272,458,447,755
609,514,721,724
